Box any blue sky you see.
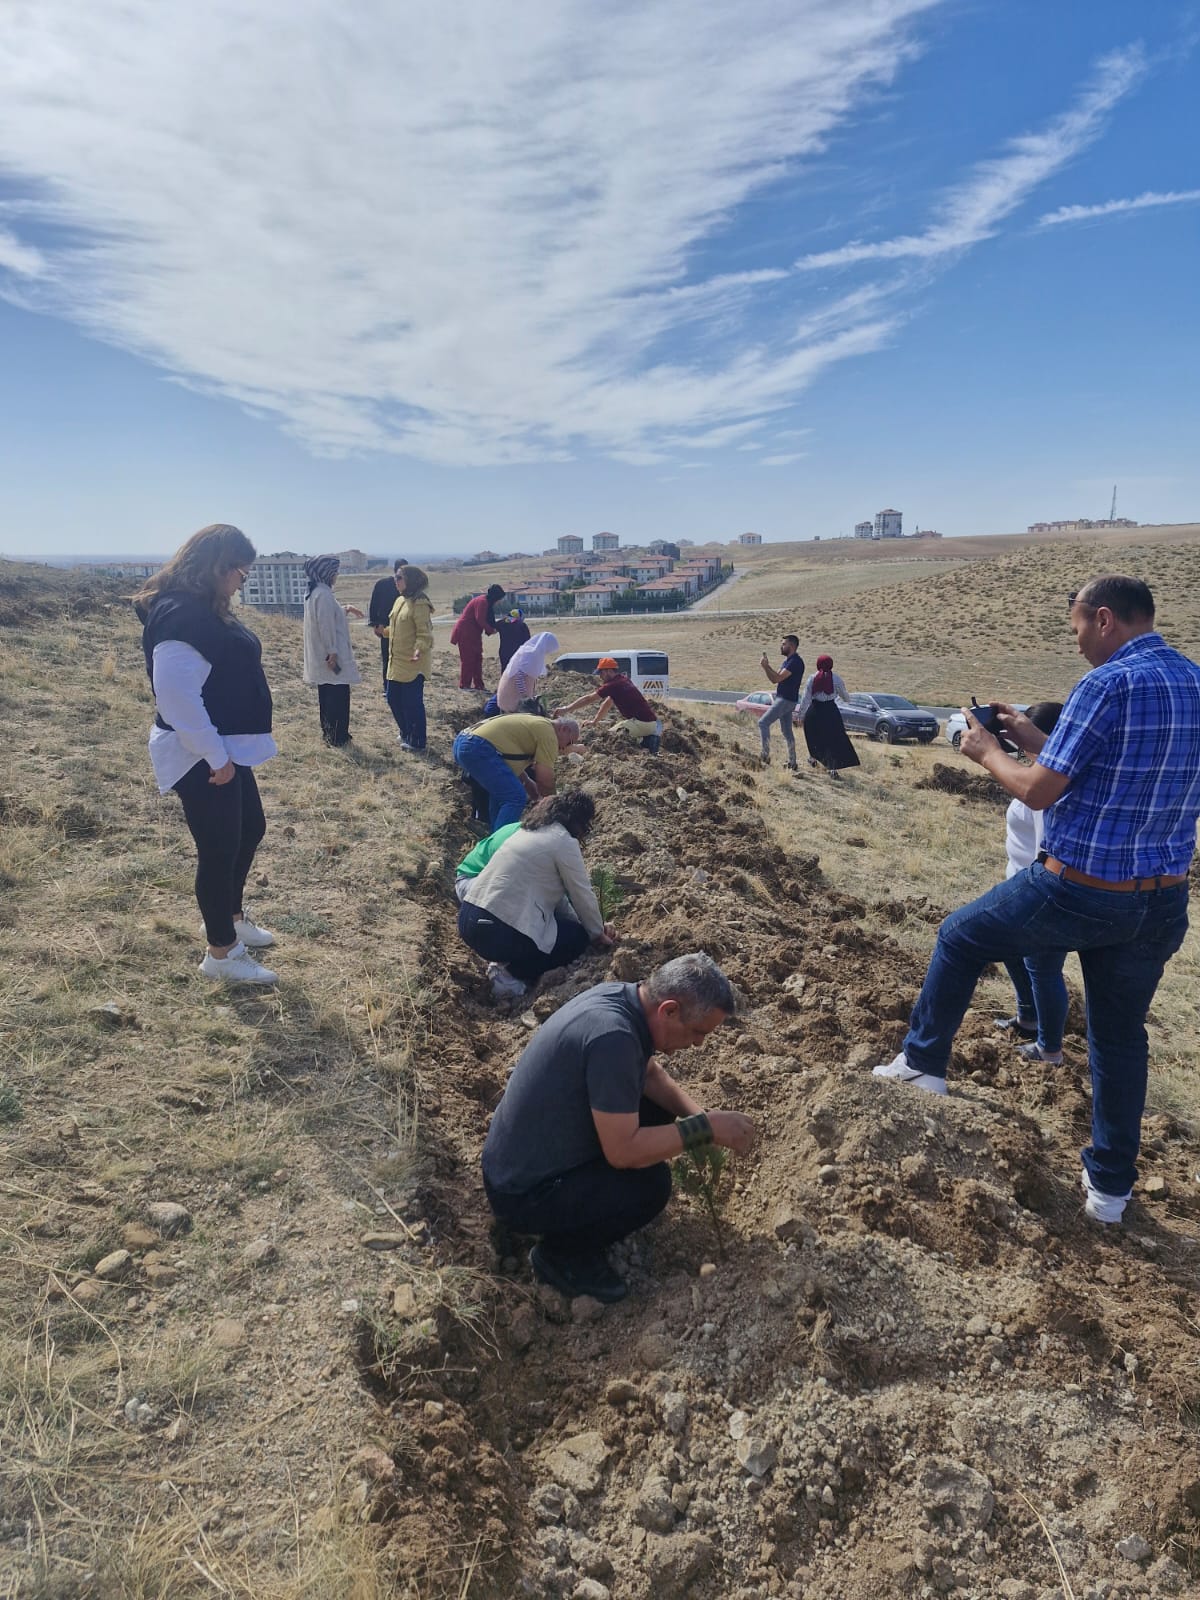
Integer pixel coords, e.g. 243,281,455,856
0,0,1196,559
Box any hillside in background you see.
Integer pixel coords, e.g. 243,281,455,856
1,558,1199,1597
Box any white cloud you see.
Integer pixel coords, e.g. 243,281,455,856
761,452,807,466
0,0,942,465
795,46,1146,270
0,228,45,277
1038,188,1200,227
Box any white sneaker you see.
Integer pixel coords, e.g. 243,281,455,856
871,1051,948,1096
486,962,527,1000
1080,1168,1130,1225
235,913,275,949
199,942,278,985
198,915,275,949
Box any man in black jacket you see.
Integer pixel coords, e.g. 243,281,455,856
369,559,407,690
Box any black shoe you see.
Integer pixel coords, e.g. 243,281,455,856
994,1015,1038,1041
640,735,661,755
529,1244,628,1304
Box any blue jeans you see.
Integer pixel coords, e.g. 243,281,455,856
1002,950,1069,1051
903,863,1189,1196
386,676,426,749
452,732,528,830
759,696,797,761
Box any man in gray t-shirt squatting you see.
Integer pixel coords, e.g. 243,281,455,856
482,953,757,1304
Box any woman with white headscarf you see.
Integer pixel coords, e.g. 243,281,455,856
492,631,559,715
303,555,363,746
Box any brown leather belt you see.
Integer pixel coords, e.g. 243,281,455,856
1041,854,1187,893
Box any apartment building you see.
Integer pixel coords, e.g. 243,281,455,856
241,554,308,613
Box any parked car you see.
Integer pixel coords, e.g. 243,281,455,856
838,693,939,744
944,705,1029,751
734,689,801,726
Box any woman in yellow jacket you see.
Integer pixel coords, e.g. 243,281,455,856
386,564,434,751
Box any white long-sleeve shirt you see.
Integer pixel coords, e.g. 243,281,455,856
1005,798,1045,877
796,672,850,720
148,640,277,792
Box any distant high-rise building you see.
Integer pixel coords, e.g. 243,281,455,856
854,521,873,540
557,535,584,554
874,508,902,539
737,531,762,546
592,531,620,552
241,555,308,613
648,540,680,559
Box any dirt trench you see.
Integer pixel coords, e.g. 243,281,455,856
357,710,1200,1599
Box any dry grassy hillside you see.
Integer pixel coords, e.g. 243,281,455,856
2,558,1200,1599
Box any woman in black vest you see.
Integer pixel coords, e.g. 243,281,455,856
134,525,279,985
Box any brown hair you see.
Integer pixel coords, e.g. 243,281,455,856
133,523,256,619
524,790,596,840
401,563,430,599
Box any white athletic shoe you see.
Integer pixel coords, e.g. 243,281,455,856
871,1051,948,1096
1080,1168,1130,1225
199,941,278,986
199,915,275,949
486,962,527,1000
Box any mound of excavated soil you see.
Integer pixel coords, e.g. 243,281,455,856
915,762,1010,806
369,712,1200,1598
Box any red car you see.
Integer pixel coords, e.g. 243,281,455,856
734,689,802,726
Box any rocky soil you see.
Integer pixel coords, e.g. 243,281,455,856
372,716,1200,1599
3,572,1199,1599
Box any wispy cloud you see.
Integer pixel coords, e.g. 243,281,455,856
0,228,45,277
760,452,807,466
1038,187,1200,227
0,0,941,466
795,46,1146,271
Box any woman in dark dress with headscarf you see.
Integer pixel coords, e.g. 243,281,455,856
796,654,859,780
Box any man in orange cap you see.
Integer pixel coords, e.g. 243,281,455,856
555,658,662,753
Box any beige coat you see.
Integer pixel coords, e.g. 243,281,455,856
303,584,362,686
387,594,434,683
462,823,604,952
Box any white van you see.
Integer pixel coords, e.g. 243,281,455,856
550,648,669,696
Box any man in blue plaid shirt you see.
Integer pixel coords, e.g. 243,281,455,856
874,575,1200,1225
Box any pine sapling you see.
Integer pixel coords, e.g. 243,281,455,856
589,864,626,922
673,1144,729,1260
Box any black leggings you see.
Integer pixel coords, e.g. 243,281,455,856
174,761,266,947
458,900,591,983
317,682,351,745
484,1100,674,1256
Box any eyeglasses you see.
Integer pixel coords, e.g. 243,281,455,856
1067,590,1077,609
233,566,250,581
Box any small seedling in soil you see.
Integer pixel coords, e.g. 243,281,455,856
673,1144,730,1260
589,864,626,922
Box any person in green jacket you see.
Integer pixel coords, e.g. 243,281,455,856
454,822,522,901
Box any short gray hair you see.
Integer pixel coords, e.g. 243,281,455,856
555,717,581,743
642,952,736,1020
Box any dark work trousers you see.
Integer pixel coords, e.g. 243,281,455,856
386,675,427,750
458,899,590,983
173,761,266,947
378,635,390,692
484,1100,674,1256
317,682,351,746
